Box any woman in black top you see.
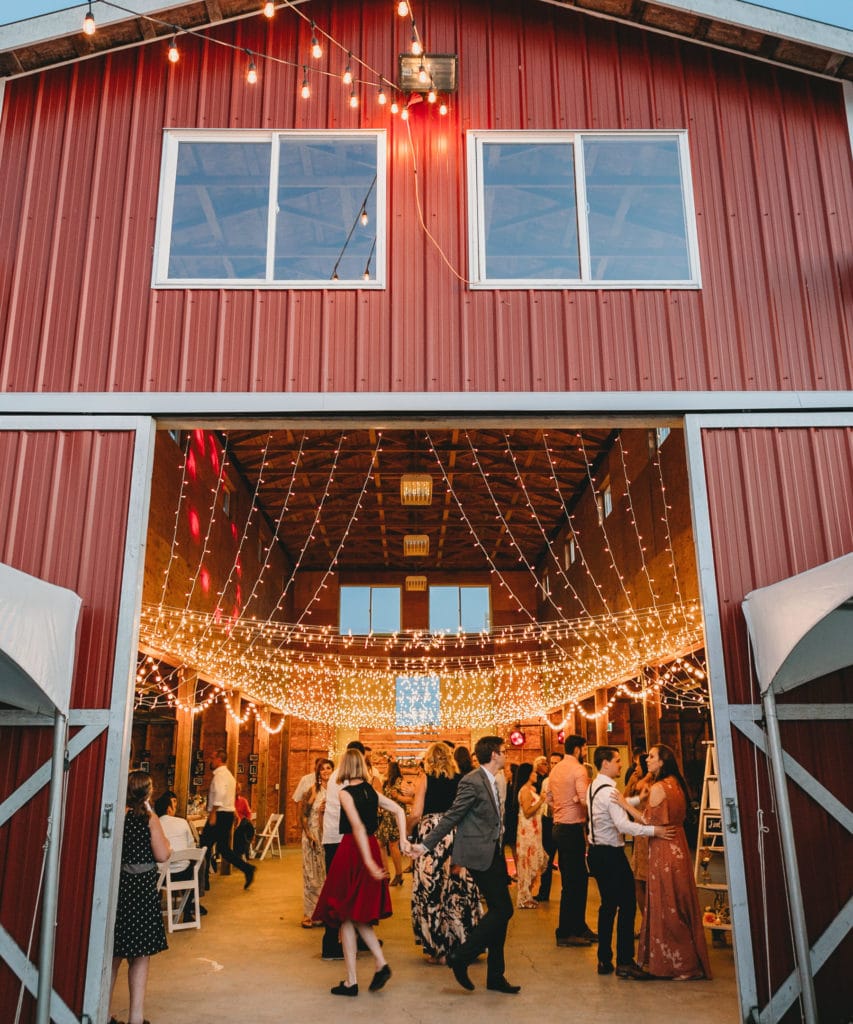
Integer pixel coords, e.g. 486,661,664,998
313,748,409,996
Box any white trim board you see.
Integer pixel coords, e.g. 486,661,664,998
0,390,851,419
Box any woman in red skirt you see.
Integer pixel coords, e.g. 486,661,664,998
313,747,411,996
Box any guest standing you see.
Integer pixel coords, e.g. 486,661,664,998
300,758,333,927
206,748,255,889
109,771,171,1024
515,762,548,908
549,734,596,946
409,742,482,963
312,748,410,996
376,760,412,886
621,743,712,981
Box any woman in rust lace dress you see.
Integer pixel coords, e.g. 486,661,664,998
621,744,711,980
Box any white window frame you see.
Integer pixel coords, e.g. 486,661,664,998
339,584,401,635
153,129,387,290
428,584,491,634
466,129,701,290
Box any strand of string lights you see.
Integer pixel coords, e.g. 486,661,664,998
152,432,192,644
496,431,634,649
84,0,445,115
651,435,694,632
576,431,653,646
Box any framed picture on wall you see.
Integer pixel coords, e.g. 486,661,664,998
248,753,259,764
139,761,150,773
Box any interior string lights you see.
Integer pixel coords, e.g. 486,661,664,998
83,0,443,120
153,432,193,646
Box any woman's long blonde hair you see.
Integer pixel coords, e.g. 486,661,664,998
423,742,456,779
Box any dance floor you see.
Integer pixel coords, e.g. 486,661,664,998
113,847,739,1023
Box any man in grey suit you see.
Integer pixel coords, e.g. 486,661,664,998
411,735,520,994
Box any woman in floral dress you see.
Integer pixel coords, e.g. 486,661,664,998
515,762,548,908
409,742,482,963
300,758,333,927
376,760,412,886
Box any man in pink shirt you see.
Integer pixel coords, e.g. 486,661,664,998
547,734,596,946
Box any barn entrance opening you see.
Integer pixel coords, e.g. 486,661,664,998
121,419,735,1020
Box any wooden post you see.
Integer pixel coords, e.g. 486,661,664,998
255,706,271,831
173,668,195,817
643,670,661,748
594,689,609,746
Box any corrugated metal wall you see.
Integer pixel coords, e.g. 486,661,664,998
701,426,853,1021
0,0,850,394
0,429,136,1018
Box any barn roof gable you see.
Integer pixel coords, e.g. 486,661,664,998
1,0,851,81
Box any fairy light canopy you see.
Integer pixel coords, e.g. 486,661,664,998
138,425,705,729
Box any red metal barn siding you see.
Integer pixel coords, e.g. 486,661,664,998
0,0,850,395
0,430,136,1019
701,427,853,1021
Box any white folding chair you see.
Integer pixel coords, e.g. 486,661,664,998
250,813,283,861
159,848,206,933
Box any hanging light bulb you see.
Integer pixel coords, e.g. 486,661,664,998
246,56,258,84
168,36,179,63
390,100,399,114
377,84,387,105
311,22,322,59
360,207,368,227
397,0,409,15
410,22,422,55
263,0,275,16
439,101,448,115
301,65,310,99
418,63,428,84
83,1,96,35
349,88,359,109
401,106,409,121
343,53,353,85
363,267,371,281
427,87,437,103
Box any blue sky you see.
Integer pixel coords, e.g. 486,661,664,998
3,0,852,30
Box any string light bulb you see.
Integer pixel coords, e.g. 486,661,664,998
246,55,258,84
83,1,96,35
301,66,310,99
410,22,422,55
168,36,179,63
349,88,359,108
397,1,409,15
360,207,369,227
401,106,409,120
263,1,275,16
377,85,387,105
311,22,322,59
390,100,399,114
418,63,428,84
427,87,437,103
439,101,448,115
343,53,353,85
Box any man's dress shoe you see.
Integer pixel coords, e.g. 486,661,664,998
486,977,521,993
446,951,474,991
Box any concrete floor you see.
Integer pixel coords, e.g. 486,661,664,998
111,848,740,1024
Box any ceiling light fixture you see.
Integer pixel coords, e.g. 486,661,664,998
403,534,429,557
405,575,428,591
400,473,432,505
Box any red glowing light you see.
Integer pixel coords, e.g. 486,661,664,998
509,727,526,747
209,440,220,473
199,567,210,593
188,508,201,541
557,729,565,744
193,428,206,454
186,449,197,480
235,555,242,578
235,584,242,606
231,522,238,540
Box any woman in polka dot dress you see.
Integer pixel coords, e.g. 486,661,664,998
109,771,171,1024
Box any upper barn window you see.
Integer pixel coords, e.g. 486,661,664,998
467,131,700,289
153,130,385,288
